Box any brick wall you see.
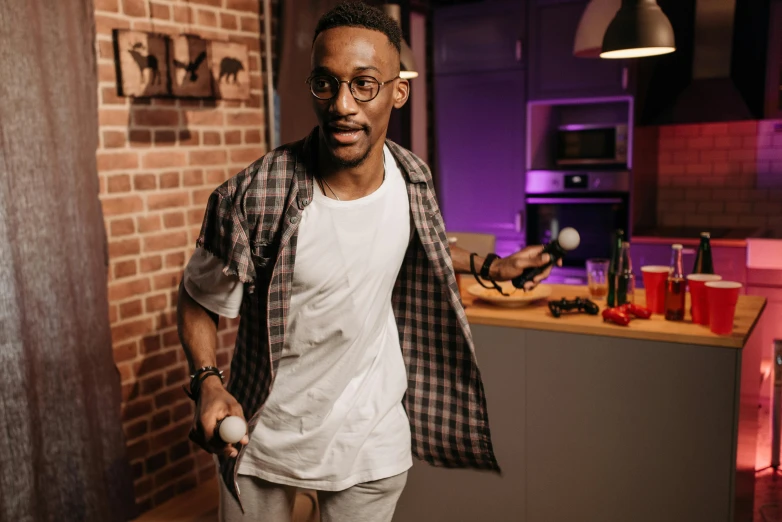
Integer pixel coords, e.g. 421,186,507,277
93,0,272,513
654,119,782,234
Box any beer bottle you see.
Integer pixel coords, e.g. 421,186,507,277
607,229,625,307
691,232,714,274
616,241,634,306
665,244,686,321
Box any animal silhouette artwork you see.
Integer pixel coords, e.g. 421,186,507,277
219,57,244,84
113,30,170,97
129,43,160,84
209,41,250,100
169,35,213,98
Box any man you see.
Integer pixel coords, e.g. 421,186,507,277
177,2,555,520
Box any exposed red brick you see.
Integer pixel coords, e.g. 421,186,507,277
133,109,179,127
151,409,171,432
128,439,151,461
190,150,228,166
202,131,221,146
178,130,200,146
95,14,130,36
240,15,260,33
198,463,217,482
154,456,194,487
143,151,187,169
95,0,119,12
173,5,193,23
687,137,713,149
141,374,166,397
102,195,143,216
162,329,180,348
135,477,154,498
107,174,131,193
205,169,228,185
129,129,152,146
245,129,262,144
714,136,744,149
163,211,186,228
728,149,756,162
145,451,168,473
166,366,188,388
114,260,138,279
98,63,117,83
155,387,186,409
159,172,181,189
702,123,729,135
153,271,182,291
728,120,758,135
138,215,162,234
118,361,134,383
144,230,189,252
154,130,178,145
109,237,141,258
123,398,154,422
109,278,150,306
102,86,125,106
131,174,155,191
142,334,163,355
220,13,238,29
146,293,168,312
136,350,179,378
231,147,262,164
114,340,138,362
150,2,170,19
183,169,205,187
120,299,144,319
225,130,242,145
125,419,148,441
165,251,186,268
187,208,206,225
122,0,147,17
701,150,729,162
190,0,222,5
110,218,135,237
97,152,139,172
226,0,258,13
185,110,224,126
197,9,218,26
153,485,176,506
103,130,126,150
191,188,214,206
226,111,263,126
148,192,189,211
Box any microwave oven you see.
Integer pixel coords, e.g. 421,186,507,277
555,124,628,167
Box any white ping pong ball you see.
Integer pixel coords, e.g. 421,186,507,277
219,416,247,444
558,228,580,251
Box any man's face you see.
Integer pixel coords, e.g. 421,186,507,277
310,26,409,169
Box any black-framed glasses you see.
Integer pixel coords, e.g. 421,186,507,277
306,74,400,102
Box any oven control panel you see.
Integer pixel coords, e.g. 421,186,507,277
525,170,630,194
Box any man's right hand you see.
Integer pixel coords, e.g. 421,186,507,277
190,376,250,458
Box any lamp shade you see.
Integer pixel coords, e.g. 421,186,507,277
573,0,621,58
600,0,675,59
382,4,418,78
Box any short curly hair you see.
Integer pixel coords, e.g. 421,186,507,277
313,1,402,53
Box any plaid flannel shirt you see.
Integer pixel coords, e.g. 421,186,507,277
197,128,499,507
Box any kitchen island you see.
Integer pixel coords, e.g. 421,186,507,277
393,285,766,522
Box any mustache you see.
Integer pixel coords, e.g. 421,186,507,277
325,120,369,132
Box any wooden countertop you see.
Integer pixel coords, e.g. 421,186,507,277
461,283,766,349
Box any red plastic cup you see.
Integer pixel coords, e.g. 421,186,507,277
641,266,670,314
706,281,743,335
687,274,722,325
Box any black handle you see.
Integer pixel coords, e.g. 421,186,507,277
511,261,553,289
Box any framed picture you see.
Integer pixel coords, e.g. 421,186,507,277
113,29,170,97
210,41,250,101
169,35,213,98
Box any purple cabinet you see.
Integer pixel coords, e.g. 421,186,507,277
434,0,525,75
434,69,526,235
528,0,628,100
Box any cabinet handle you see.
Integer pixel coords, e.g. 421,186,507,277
515,39,522,61
622,66,628,90
515,210,524,232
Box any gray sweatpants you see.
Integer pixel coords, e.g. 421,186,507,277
218,471,408,522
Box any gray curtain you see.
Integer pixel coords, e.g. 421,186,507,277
0,1,135,521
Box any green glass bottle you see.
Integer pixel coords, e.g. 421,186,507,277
691,232,714,274
606,229,624,307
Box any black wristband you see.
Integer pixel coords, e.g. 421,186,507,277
184,366,224,401
480,253,500,280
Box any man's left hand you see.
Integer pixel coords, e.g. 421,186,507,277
488,245,562,291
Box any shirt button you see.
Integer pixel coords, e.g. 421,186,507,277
290,216,299,223
302,199,309,206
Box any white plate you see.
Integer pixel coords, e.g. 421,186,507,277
467,282,553,307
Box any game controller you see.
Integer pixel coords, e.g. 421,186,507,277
548,297,600,318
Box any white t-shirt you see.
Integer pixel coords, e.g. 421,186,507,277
183,145,413,491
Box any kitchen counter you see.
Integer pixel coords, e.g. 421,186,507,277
395,281,768,522
463,283,766,349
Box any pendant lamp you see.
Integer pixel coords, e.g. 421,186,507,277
382,4,419,79
573,0,621,58
600,0,675,59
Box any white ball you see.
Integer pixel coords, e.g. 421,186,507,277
219,416,247,444
558,227,581,251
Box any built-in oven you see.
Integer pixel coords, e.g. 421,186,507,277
555,123,628,167
521,170,631,285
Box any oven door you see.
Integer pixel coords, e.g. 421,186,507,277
524,194,629,271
